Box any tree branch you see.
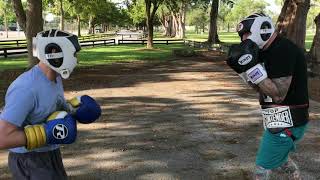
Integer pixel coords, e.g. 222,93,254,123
151,2,160,20
12,0,26,31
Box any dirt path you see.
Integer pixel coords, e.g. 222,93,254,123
1,58,320,180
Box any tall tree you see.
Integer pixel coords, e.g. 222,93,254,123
165,0,189,39
224,0,267,29
145,0,163,48
12,0,43,67
306,0,320,29
67,0,88,36
217,0,234,32
0,0,16,38
276,0,310,49
0,0,8,38
207,0,219,44
207,0,234,43
309,13,320,63
128,0,146,29
59,0,64,30
187,7,209,34
44,0,71,31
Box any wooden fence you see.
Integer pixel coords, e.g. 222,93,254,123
0,39,186,58
118,39,185,45
0,39,27,47
0,38,116,58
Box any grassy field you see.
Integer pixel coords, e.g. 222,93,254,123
0,44,186,71
183,31,315,50
0,31,316,71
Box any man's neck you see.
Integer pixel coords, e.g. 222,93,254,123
38,62,58,82
262,32,277,50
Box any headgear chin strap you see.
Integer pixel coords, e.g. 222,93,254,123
237,13,275,49
33,29,81,79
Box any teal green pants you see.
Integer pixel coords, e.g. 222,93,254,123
255,124,308,169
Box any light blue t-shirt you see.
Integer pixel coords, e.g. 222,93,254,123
0,65,68,153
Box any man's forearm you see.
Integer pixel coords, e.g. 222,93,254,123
0,121,27,150
258,78,282,103
257,76,292,104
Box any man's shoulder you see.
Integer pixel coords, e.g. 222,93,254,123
276,36,300,50
8,68,38,94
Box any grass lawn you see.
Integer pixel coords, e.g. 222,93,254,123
0,31,315,71
0,44,187,71
183,31,315,50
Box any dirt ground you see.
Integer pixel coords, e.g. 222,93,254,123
0,53,320,180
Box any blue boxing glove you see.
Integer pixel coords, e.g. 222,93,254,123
24,111,77,150
67,95,102,124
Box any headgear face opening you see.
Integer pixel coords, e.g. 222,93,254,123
33,29,81,79
237,13,275,49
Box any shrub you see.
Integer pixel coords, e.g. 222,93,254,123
172,47,196,57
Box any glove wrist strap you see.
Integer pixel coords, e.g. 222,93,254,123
246,64,268,84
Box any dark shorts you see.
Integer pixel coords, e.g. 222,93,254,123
8,149,67,180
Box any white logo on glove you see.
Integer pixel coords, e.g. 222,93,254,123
53,124,69,139
238,54,252,65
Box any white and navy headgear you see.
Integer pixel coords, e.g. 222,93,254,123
237,13,275,49
32,29,81,79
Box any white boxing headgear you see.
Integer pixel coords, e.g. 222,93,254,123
236,13,275,49
33,29,81,79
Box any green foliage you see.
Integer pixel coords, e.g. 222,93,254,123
0,0,16,25
221,0,268,30
128,0,146,26
187,7,209,30
43,0,130,29
307,0,320,29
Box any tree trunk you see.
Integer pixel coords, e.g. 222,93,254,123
88,16,93,34
159,13,166,36
175,13,181,38
12,0,26,31
12,0,43,67
103,23,107,32
59,0,64,30
179,2,186,39
171,12,178,37
309,14,320,63
208,0,220,44
147,19,154,48
77,15,81,37
92,25,95,34
276,0,310,49
172,8,185,39
145,0,160,49
4,8,8,38
161,14,172,37
26,0,43,67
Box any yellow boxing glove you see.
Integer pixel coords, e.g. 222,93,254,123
24,111,76,150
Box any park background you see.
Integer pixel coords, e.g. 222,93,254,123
1,0,320,179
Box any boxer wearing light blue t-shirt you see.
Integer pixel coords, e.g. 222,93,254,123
0,64,67,153
0,29,101,180
0,29,81,180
